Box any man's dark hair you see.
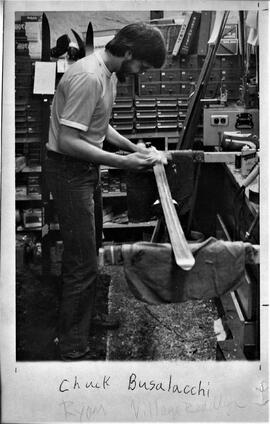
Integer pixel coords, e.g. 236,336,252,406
105,22,166,68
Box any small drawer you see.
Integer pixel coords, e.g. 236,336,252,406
27,185,41,196
113,99,133,110
116,84,134,97
16,110,27,120
27,124,42,135
135,98,157,109
179,69,200,82
221,69,241,81
157,121,178,130
111,123,134,132
27,114,42,123
139,70,160,82
136,111,157,120
220,55,241,68
112,111,134,120
179,83,194,96
179,54,200,69
178,111,187,121
157,97,178,108
160,69,180,82
177,98,189,109
161,83,180,95
135,122,157,131
157,111,178,119
138,83,161,96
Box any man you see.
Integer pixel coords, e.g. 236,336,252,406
45,22,167,360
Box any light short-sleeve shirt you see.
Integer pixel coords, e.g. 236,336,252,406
47,51,117,152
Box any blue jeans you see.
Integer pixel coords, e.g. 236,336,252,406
45,153,101,358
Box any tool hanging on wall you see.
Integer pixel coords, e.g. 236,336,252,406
177,11,230,150
49,21,94,60
85,22,94,55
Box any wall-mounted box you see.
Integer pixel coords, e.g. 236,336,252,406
203,106,259,146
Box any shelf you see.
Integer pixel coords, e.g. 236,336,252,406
128,130,181,139
49,220,157,231
16,136,41,143
16,194,42,201
103,220,157,229
22,166,41,173
102,192,127,198
17,226,42,232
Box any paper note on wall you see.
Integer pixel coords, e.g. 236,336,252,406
33,61,56,95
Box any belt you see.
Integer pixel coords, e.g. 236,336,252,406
46,149,90,165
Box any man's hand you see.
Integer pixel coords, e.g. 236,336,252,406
124,148,167,171
135,142,168,166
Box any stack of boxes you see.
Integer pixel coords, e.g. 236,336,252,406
15,18,42,165
101,169,127,194
15,16,43,236
157,97,180,130
135,97,157,131
110,98,134,133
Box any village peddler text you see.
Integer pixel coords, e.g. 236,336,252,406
59,374,210,397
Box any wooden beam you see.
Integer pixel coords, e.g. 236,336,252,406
166,150,259,163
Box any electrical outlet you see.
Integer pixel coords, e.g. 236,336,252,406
210,115,229,126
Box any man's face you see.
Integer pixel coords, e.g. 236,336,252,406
116,58,151,83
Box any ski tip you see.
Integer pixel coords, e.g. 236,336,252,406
175,256,195,271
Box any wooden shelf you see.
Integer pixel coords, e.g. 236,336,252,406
128,130,181,139
17,226,42,232
102,192,127,198
16,194,42,201
16,137,41,143
103,220,157,229
21,166,41,173
48,220,157,231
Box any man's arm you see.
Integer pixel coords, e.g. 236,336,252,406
57,125,159,170
105,124,148,153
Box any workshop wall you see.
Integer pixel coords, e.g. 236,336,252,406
17,11,151,45
16,10,239,47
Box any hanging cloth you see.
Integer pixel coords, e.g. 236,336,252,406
122,237,247,305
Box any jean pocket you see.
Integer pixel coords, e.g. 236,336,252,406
65,162,98,184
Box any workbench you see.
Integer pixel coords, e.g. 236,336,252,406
195,160,260,360
102,155,260,361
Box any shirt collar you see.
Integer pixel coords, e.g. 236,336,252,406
95,50,112,78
